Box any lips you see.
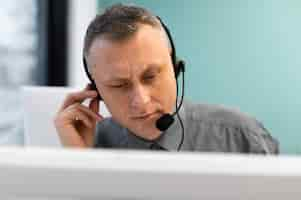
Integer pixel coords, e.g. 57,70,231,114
131,112,159,120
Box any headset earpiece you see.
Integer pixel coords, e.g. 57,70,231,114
174,59,185,78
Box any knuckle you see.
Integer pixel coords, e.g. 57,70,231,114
69,102,80,110
66,93,76,100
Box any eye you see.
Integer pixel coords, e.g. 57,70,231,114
110,82,129,88
111,84,124,88
111,84,126,88
144,72,158,81
145,74,156,80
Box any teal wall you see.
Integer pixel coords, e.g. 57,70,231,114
98,0,301,154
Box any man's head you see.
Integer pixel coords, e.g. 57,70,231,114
84,4,177,140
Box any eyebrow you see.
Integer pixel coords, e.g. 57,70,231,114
104,64,162,84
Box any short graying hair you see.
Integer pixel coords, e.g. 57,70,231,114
83,3,163,59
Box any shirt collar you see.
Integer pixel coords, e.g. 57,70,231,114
125,102,186,151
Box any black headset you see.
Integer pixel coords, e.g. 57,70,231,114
83,16,186,151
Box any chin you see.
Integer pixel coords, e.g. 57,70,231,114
132,126,162,141
144,130,162,141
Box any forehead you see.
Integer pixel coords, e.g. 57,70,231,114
88,25,171,78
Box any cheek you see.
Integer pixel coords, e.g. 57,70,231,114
153,75,177,108
106,101,130,126
104,95,128,114
97,87,128,118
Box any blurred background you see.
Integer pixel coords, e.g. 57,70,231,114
0,0,300,154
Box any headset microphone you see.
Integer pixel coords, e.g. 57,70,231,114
156,113,174,132
156,60,185,132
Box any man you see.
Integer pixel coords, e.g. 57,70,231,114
54,4,279,153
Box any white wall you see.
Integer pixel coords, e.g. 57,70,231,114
67,0,97,87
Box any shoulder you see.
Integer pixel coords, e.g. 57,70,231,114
184,100,261,130
183,100,279,154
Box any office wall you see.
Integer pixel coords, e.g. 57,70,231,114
98,0,301,154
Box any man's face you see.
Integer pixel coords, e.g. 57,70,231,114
88,24,177,140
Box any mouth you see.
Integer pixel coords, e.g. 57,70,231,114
131,112,160,120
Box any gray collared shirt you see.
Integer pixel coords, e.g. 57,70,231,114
94,101,279,154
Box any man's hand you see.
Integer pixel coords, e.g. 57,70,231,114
54,85,103,148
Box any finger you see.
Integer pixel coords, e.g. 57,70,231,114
78,104,103,122
71,110,93,128
59,90,98,112
89,98,99,115
69,103,103,122
58,107,93,129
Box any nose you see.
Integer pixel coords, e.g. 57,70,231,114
130,84,151,110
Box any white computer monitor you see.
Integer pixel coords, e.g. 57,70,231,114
0,146,300,200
